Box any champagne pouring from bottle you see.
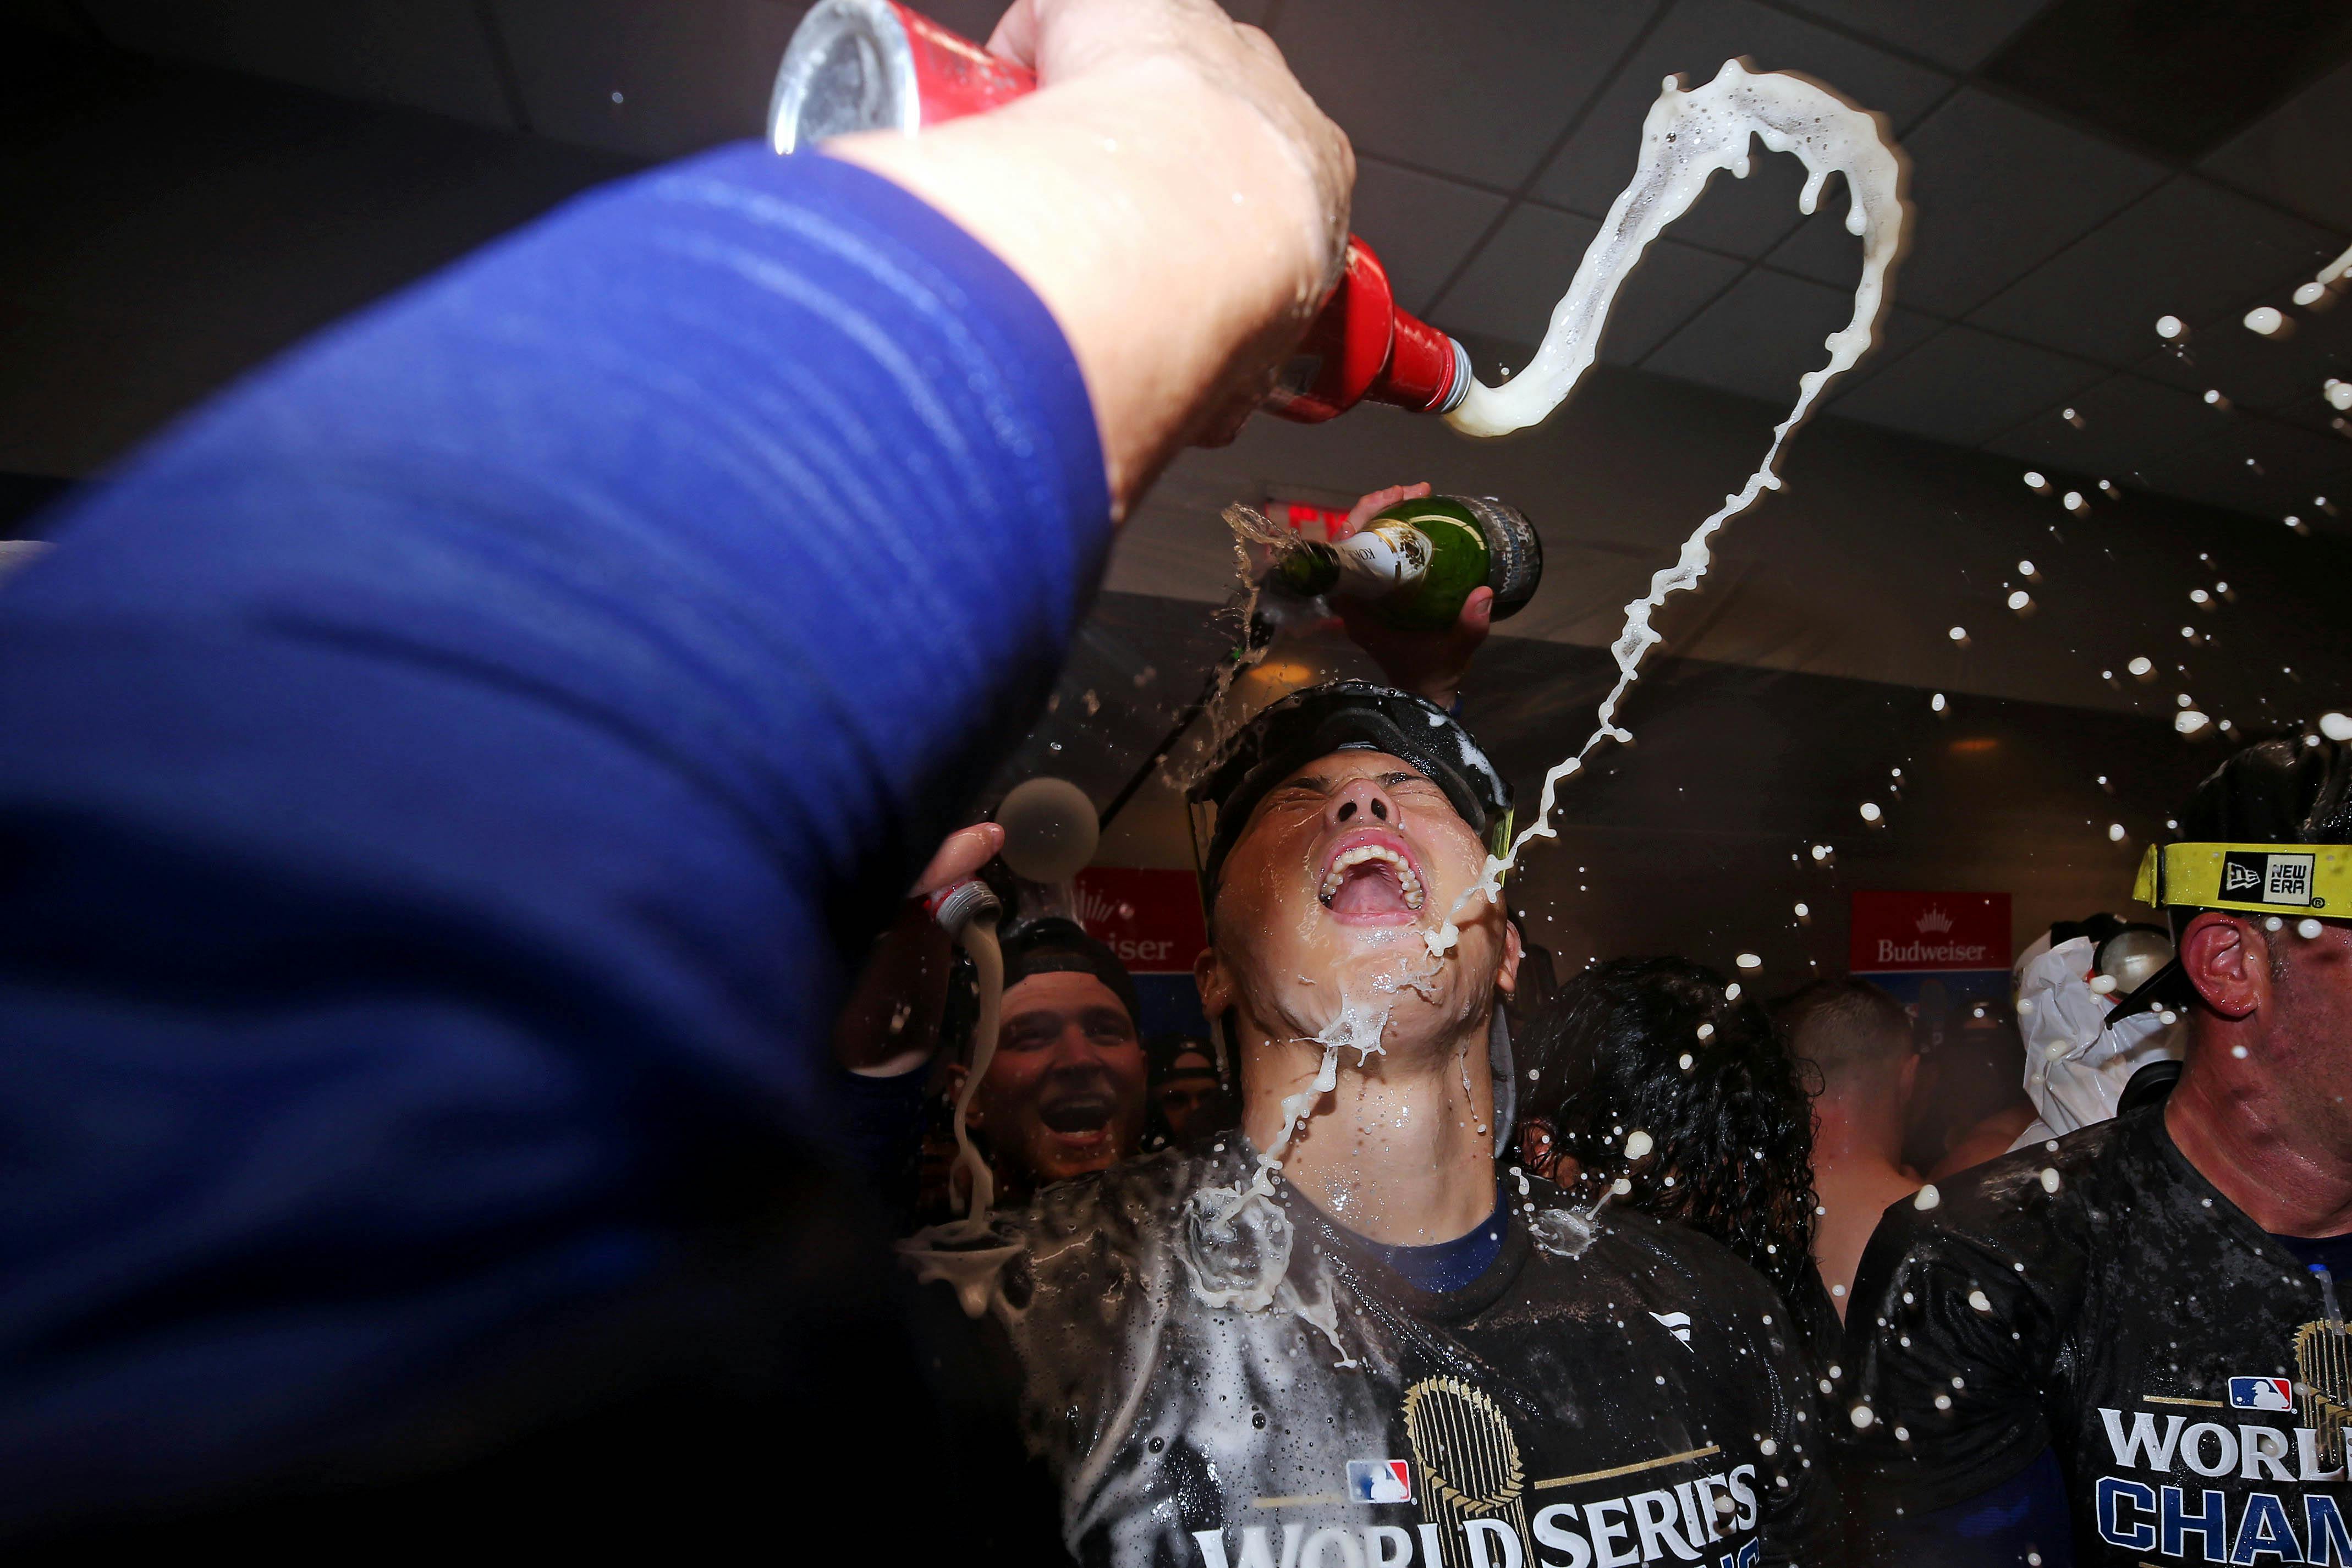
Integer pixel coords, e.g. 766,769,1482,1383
777,3,1913,965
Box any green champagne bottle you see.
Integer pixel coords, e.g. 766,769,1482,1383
1275,494,1542,632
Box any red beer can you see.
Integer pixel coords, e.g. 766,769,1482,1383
768,0,1470,422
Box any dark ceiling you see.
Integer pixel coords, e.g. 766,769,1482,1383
13,0,2352,529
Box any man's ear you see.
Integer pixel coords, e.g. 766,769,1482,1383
1518,1115,1558,1180
1194,944,1232,1017
1497,918,1524,998
2180,911,2267,1020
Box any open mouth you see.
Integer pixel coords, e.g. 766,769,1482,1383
1317,830,1427,921
1037,1094,1114,1136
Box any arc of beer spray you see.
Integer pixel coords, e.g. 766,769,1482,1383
1427,60,1908,957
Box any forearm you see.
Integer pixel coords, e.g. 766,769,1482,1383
0,144,1104,1523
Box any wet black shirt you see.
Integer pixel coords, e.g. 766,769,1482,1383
1838,1108,2352,1566
908,1144,1843,1568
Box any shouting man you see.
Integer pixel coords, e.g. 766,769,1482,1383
956,917,1151,1206
909,681,1838,1568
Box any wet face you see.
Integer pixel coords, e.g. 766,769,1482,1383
2260,916,2352,1135
1153,1048,1234,1147
969,971,1147,1192
1201,749,1516,1054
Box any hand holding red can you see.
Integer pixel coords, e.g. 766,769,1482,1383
777,2,1468,449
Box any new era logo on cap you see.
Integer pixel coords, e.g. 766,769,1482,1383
2228,1376,2293,1411
1347,1460,1411,1503
2221,851,2316,906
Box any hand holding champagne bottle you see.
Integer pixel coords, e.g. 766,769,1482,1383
1282,481,1542,709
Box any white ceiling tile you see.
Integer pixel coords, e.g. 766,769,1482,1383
1769,87,2168,317
1829,323,2107,445
492,0,807,161
1431,204,1743,364
77,0,515,128
1273,0,1664,188
1530,0,1950,258
2131,420,2352,519
2201,56,2352,232
1772,0,2049,72
1348,158,1509,316
2133,284,2352,417
1644,266,1913,404
1968,176,2339,368
1981,373,2223,477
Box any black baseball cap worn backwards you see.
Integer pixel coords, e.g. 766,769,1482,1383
1187,680,1514,899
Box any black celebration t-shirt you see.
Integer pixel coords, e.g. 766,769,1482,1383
906,1143,1844,1568
1837,1108,2352,1566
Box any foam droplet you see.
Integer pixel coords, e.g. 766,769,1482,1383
1914,1184,1941,1211
1860,801,1883,822
2244,305,2284,335
1735,952,1763,971
2300,917,2325,939
2320,712,2352,741
2107,823,2126,842
2156,315,2185,339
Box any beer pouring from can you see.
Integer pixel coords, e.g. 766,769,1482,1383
769,0,1471,423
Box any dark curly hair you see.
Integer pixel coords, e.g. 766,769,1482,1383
1518,956,1821,1308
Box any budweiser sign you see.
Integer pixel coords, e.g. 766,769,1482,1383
1071,867,1208,975
1850,889,2012,973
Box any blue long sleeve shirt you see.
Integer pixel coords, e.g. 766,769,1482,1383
0,144,1106,1533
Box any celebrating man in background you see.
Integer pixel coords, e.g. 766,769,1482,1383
1841,735,2352,1567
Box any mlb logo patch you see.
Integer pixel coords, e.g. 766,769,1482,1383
2228,1376,2294,1411
2221,851,2316,906
1348,1460,1411,1503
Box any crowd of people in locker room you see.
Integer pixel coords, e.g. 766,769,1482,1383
828,476,2349,1568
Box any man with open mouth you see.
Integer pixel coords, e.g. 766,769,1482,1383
905,681,1841,1568
955,917,1150,1208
